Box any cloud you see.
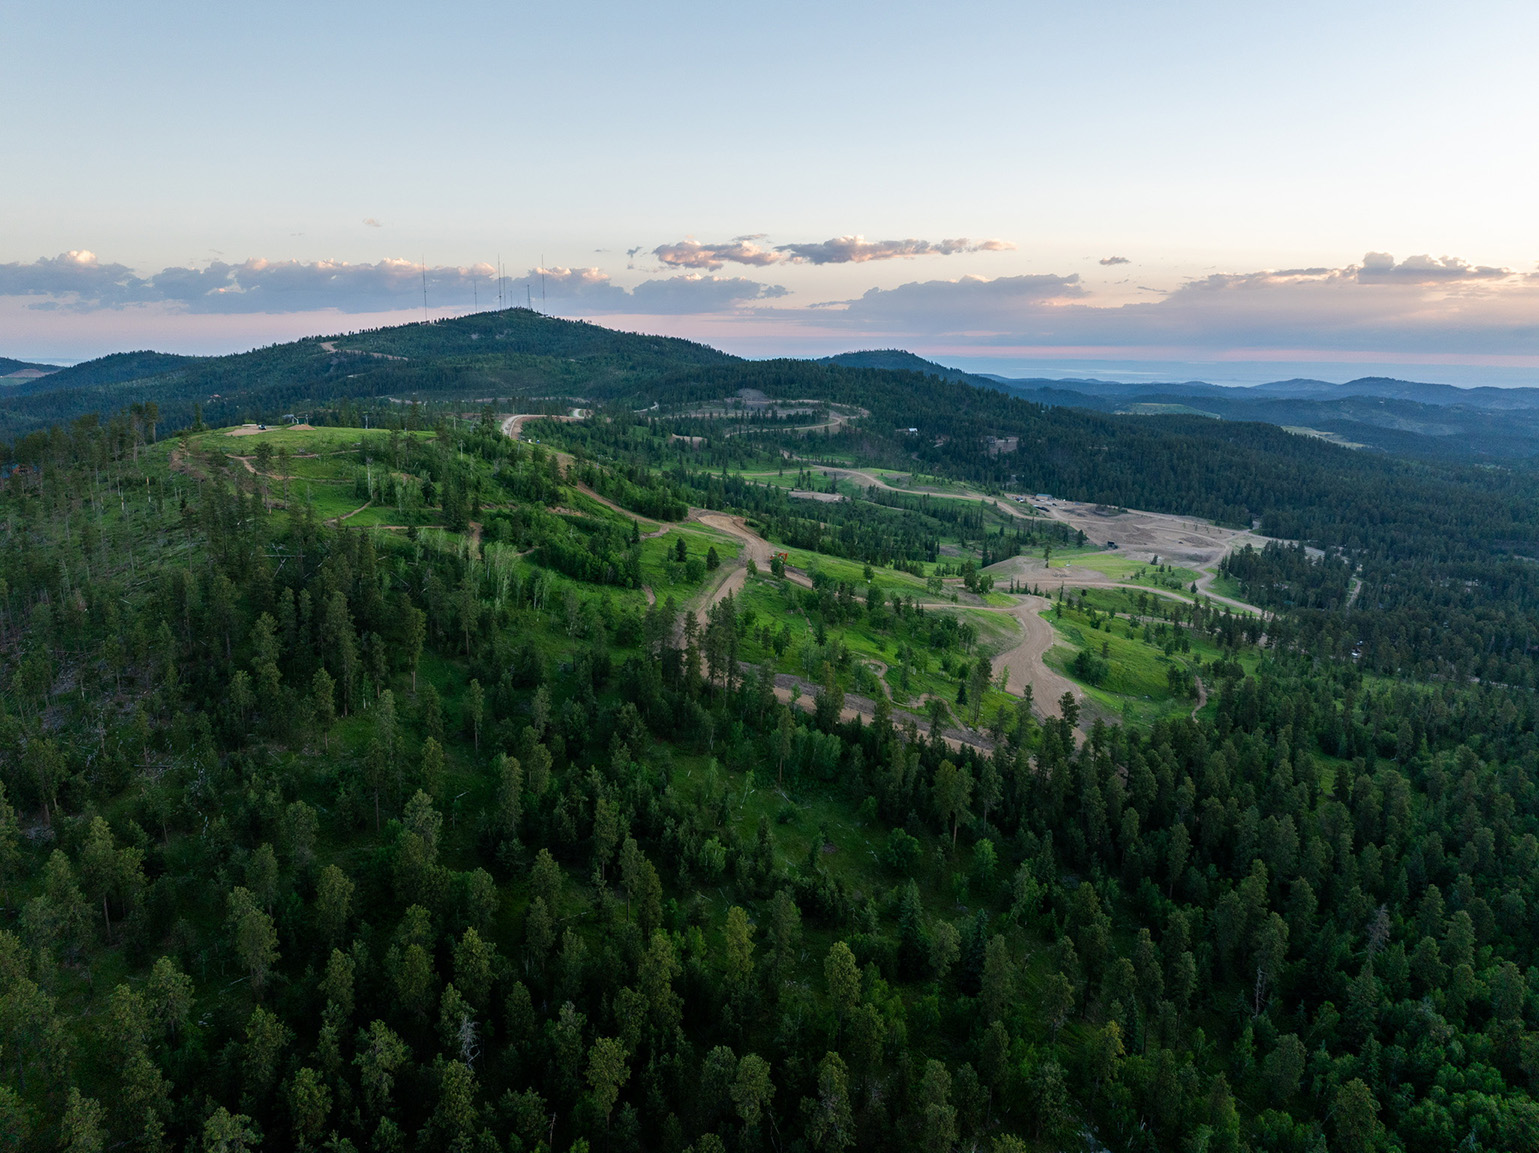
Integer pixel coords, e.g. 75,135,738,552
653,238,782,271
0,250,148,304
630,274,786,313
651,234,1015,269
816,253,1539,358
0,252,499,314
0,252,792,318
363,218,384,228
1357,251,1508,283
509,267,786,315
776,235,1015,265
1099,255,1130,266
15,248,1534,362
825,273,1085,330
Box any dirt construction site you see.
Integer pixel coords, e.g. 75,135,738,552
1028,499,1263,570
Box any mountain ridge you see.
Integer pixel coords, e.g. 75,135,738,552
6,314,1539,459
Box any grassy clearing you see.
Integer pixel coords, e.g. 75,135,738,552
1038,591,1243,725
637,524,742,596
777,547,935,598
1073,551,1201,587
730,468,805,491
736,575,1023,724
278,453,361,482
857,466,974,494
195,424,434,455
1208,572,1248,601
291,483,369,521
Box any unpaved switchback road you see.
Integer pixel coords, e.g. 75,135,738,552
988,595,1089,738
759,671,993,755
497,411,1195,744
689,512,813,627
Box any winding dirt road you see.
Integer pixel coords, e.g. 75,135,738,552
819,466,1038,522
991,594,1088,732
689,512,812,627
500,412,584,453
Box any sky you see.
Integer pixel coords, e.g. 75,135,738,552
5,0,1539,384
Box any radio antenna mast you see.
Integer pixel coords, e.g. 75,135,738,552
540,255,546,309
421,256,429,323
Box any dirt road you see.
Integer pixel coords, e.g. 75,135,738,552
502,412,663,526
819,466,1038,522
763,673,992,754
689,512,812,626
988,595,1089,735
318,341,407,361
501,412,584,452
498,408,1235,744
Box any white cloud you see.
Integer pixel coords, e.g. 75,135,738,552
653,238,781,271
825,273,1086,329
1356,251,1508,284
0,253,509,314
818,254,1539,357
777,236,1015,264
0,252,792,319
511,267,785,315
10,248,1537,362
650,233,1015,269
0,250,148,304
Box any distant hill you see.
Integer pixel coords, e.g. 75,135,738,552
0,308,740,441
1,350,205,398
0,356,58,379
981,374,1239,399
817,349,994,386
985,371,1539,411
978,371,1539,459
1247,375,1539,409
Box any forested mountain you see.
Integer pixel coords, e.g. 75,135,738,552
0,311,735,441
7,310,1537,459
5,310,1539,1151
5,351,202,397
816,350,995,386
0,357,57,379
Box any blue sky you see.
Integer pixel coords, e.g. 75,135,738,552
5,0,1539,383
